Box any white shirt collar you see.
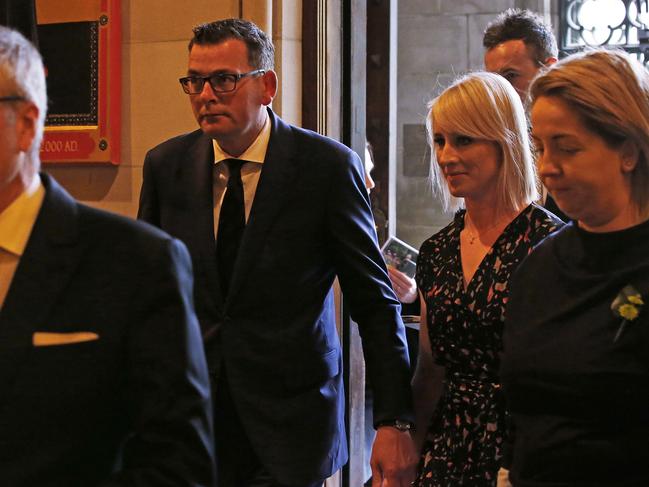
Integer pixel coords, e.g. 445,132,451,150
0,173,44,256
212,112,271,165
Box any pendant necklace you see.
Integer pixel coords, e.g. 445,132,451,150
464,214,507,245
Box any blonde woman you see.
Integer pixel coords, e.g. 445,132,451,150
412,72,562,486
501,49,649,487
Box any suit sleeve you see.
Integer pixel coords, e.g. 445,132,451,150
326,148,414,426
100,238,216,487
137,151,160,226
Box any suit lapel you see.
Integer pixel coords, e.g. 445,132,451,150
0,174,82,401
183,133,225,306
226,110,297,300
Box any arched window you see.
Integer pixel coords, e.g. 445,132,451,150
560,0,649,62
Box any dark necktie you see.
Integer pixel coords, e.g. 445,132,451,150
217,159,245,295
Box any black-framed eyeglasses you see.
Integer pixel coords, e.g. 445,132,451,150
179,69,265,95
0,95,26,103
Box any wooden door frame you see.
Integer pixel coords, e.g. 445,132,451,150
303,2,368,486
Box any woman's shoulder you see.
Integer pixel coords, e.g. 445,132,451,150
418,211,462,255
416,215,460,287
518,218,576,271
527,202,565,227
523,203,567,241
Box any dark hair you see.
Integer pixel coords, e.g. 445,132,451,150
189,18,274,70
483,8,558,64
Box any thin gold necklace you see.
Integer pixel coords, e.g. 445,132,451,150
463,213,508,245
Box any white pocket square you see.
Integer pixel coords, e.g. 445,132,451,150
32,331,99,347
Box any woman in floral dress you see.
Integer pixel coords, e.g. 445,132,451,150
411,72,563,486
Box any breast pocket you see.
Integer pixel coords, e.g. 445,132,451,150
23,338,119,396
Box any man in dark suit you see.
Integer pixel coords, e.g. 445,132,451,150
0,26,215,486
138,18,416,487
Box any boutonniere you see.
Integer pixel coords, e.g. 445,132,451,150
611,284,644,343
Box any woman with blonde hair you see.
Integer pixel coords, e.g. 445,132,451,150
412,71,562,486
501,48,649,487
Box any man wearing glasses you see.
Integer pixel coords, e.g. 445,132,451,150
138,18,416,487
0,26,215,485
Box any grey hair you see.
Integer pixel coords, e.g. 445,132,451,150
189,18,274,71
0,26,47,175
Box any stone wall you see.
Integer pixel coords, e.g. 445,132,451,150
395,0,557,249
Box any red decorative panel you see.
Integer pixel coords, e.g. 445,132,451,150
36,0,121,164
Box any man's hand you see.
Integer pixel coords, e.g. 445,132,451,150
497,468,512,487
387,266,418,304
370,426,418,486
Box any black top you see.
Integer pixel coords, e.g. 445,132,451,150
501,219,649,487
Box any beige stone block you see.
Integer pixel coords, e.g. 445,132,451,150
399,14,469,73
439,0,514,14
43,163,140,218
397,73,448,125
273,0,302,40
274,38,302,126
396,176,450,245
127,0,241,43
400,0,441,15
125,40,198,171
242,0,272,35
469,13,499,70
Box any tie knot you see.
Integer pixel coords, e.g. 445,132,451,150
224,158,244,176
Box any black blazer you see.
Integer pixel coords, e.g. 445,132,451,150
138,109,413,485
0,174,215,486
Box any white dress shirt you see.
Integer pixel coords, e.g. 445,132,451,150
212,114,271,238
0,174,44,307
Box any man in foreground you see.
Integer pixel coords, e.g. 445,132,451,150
0,26,215,486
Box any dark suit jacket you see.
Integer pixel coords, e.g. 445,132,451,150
138,109,413,485
0,173,215,486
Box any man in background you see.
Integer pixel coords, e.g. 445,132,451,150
139,18,416,487
0,26,215,486
483,8,566,221
483,8,558,101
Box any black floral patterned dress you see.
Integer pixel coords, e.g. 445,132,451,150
413,204,562,486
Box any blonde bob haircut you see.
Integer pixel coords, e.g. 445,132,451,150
426,71,538,214
530,48,649,216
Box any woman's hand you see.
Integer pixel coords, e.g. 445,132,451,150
388,266,418,304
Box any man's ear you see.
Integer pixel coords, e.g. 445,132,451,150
543,56,558,67
16,102,39,153
260,69,278,106
620,139,639,174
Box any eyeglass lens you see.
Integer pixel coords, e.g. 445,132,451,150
184,74,236,94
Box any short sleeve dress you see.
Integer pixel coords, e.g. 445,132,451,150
413,204,562,486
